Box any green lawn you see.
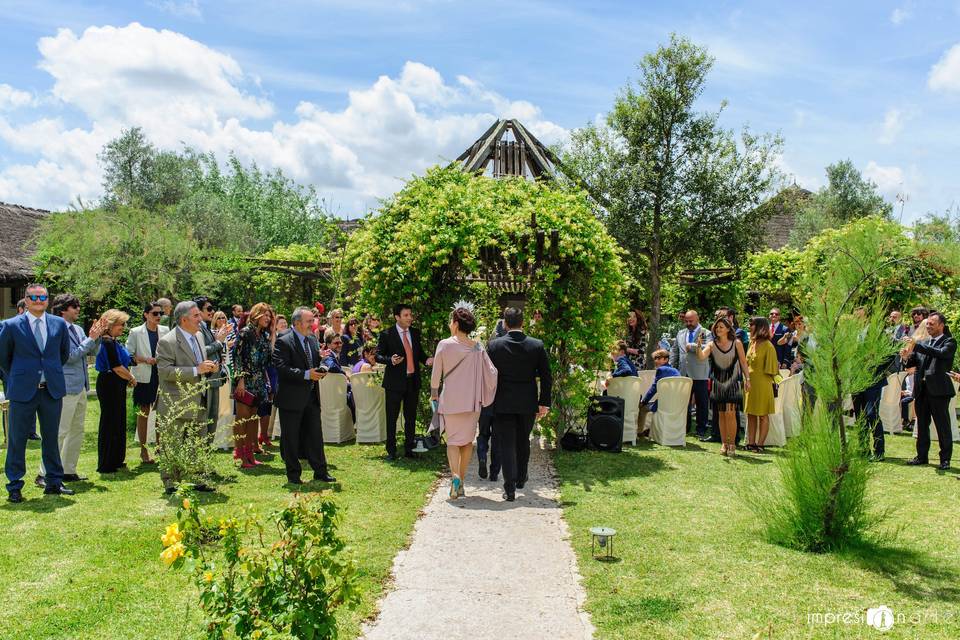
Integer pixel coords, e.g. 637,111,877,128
555,433,960,639
0,400,442,640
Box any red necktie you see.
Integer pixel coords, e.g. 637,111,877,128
402,329,414,374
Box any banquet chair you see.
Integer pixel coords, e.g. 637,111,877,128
649,376,691,447
879,372,908,434
319,374,355,443
606,376,642,445
351,372,387,443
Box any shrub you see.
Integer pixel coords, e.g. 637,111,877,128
162,493,360,640
153,380,219,488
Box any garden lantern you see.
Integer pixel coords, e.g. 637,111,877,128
590,526,617,560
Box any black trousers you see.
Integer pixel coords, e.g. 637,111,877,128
914,391,953,464
279,396,328,482
385,377,420,456
494,412,535,495
688,380,709,436
852,386,885,458
477,411,500,477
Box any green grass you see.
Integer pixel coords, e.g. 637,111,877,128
555,433,960,639
0,399,442,640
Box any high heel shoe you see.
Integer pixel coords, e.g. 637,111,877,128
239,445,256,469
720,443,728,456
246,444,263,466
449,476,461,499
258,433,273,449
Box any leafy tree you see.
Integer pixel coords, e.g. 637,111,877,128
559,34,782,360
98,126,158,208
251,243,335,316
348,166,626,438
789,160,893,247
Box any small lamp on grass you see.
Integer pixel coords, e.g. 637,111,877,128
412,436,429,454
590,527,617,560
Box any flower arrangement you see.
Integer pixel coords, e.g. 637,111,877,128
161,490,360,639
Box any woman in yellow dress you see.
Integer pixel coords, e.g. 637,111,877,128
745,316,779,452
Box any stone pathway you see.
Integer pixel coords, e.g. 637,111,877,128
361,445,594,640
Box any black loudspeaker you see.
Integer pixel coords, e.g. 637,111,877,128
587,395,624,452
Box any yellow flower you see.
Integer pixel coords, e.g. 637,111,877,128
160,542,184,567
252,631,263,639
182,498,191,510
203,571,213,583
161,523,183,548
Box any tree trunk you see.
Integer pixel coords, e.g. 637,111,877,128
647,250,662,367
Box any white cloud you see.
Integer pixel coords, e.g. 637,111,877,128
890,6,912,25
863,160,921,203
929,43,960,92
0,23,566,212
0,84,34,110
878,108,904,144
149,0,202,20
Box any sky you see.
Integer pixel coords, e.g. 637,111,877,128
0,0,958,221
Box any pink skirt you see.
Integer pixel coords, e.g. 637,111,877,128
442,411,479,446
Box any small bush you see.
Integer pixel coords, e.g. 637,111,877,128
752,403,882,552
152,379,219,488
162,493,360,640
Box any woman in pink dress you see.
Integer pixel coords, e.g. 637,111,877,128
431,304,498,499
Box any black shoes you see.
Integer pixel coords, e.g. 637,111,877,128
314,473,336,483
937,462,951,471
44,485,75,496
698,435,712,442
478,460,488,479
516,476,527,489
34,475,46,488
385,453,398,461
63,474,88,482
7,491,23,503
489,473,498,482
502,491,515,502
27,433,40,441
905,457,928,466
288,478,304,485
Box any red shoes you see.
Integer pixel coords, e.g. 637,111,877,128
234,444,263,469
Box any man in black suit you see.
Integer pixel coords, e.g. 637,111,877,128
486,307,552,501
901,311,956,470
376,303,433,460
272,306,336,485
195,296,231,438
770,308,792,367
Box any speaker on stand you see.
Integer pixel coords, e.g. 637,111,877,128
587,395,624,452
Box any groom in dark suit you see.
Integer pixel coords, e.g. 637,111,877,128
273,306,335,485
376,303,433,460
901,311,956,470
486,307,552,501
0,283,73,502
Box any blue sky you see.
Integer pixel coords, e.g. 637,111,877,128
0,0,958,220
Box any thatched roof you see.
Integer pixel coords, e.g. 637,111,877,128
0,202,48,284
759,185,812,250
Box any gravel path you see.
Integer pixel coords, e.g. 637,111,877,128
361,444,594,640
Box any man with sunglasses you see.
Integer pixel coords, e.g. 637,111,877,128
769,308,792,367
0,284,74,503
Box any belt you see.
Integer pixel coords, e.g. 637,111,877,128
38,382,47,390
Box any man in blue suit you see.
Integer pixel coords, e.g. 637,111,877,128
639,349,680,437
0,284,73,503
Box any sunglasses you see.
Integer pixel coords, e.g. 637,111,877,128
27,294,48,302
149,311,162,316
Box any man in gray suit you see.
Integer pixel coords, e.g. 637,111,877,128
37,294,105,486
156,301,219,493
194,296,232,437
670,310,712,441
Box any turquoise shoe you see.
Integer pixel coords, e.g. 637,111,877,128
450,476,462,499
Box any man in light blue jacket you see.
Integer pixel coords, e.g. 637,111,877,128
670,310,712,441
36,294,105,486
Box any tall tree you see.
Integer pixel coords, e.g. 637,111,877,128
560,35,782,356
788,159,893,247
98,126,157,207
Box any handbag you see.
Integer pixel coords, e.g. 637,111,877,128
233,387,258,407
772,382,779,398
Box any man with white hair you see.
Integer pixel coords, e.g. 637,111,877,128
155,301,219,493
670,309,712,440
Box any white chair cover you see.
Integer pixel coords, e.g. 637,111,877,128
650,376,691,446
606,376,642,444
637,370,656,432
779,374,803,437
146,408,156,445
352,372,387,443
212,384,235,449
880,372,908,434
766,385,788,447
320,374,355,443
270,404,281,438
913,379,960,442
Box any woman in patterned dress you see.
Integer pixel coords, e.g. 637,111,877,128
696,317,749,456
625,309,649,370
233,303,275,468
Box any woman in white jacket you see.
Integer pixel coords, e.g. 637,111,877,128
126,301,170,463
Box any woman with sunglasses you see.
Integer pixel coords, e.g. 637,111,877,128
341,316,363,367
126,301,170,464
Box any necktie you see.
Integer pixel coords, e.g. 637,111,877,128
688,329,695,344
34,317,46,351
71,324,82,344
190,335,202,365
303,336,314,368
402,329,414,374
